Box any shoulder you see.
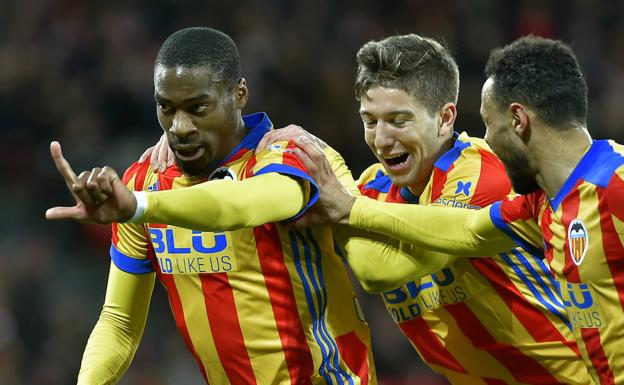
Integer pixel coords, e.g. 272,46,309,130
356,164,392,197
498,191,546,222
120,161,163,192
605,163,624,220
435,132,511,206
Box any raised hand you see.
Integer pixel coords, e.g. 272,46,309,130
256,124,329,152
46,141,137,224
138,133,174,172
288,137,356,228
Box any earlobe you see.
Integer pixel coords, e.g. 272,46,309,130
509,103,529,139
438,102,457,137
236,78,249,108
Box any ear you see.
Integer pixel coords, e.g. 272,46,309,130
509,103,530,140
438,102,457,138
234,78,249,108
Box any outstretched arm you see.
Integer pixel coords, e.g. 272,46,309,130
46,141,308,230
77,264,155,385
348,197,515,256
288,137,517,256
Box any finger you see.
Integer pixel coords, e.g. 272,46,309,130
150,135,164,170
292,137,324,160
45,205,85,221
97,167,118,195
167,150,175,167
256,131,277,151
50,141,78,187
138,146,154,163
156,136,170,172
86,167,109,203
73,171,95,205
256,125,305,151
292,147,318,176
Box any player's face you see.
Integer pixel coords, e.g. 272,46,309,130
154,65,248,176
481,78,540,194
360,86,446,189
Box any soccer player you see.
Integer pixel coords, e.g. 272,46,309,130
47,27,376,385
133,35,592,384
295,36,623,385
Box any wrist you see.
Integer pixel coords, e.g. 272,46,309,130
125,191,147,223
337,195,356,225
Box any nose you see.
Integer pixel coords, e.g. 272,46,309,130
373,121,394,152
170,111,197,140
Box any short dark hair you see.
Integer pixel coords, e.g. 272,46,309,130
485,36,588,128
155,27,241,88
354,34,459,115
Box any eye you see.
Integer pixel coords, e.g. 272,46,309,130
158,102,173,114
393,120,407,127
362,119,377,129
191,104,208,114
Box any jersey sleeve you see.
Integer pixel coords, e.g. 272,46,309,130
111,162,154,274
77,263,155,384
349,196,517,256
489,193,545,257
248,140,318,219
250,141,358,218
336,226,457,293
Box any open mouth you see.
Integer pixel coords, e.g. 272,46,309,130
174,146,205,162
383,153,409,168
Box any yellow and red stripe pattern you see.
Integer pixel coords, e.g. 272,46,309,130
494,139,624,384
111,112,376,385
358,132,590,384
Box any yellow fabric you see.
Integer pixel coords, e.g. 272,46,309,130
349,197,516,256
143,172,306,231
336,226,456,293
77,264,155,385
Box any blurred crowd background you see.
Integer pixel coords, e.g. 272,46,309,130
1,0,623,384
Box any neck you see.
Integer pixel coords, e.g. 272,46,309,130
407,135,455,196
534,125,592,197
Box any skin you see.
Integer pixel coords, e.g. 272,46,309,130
247,86,458,228
480,77,592,197
295,76,595,227
360,86,455,196
154,65,248,177
46,66,250,223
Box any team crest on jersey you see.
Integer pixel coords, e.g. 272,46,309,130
209,167,236,181
568,218,589,266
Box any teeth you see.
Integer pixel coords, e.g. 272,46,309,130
383,153,405,160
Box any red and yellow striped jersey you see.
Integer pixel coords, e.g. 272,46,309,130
491,139,624,384
358,132,590,384
111,113,375,385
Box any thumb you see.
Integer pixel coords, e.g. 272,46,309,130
46,206,85,221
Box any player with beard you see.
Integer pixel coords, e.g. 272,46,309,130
46,27,376,385
292,36,624,385
136,34,591,384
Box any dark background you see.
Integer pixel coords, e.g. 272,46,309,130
1,0,623,384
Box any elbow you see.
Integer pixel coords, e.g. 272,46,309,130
355,270,401,294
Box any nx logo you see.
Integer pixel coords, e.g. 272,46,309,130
455,181,471,196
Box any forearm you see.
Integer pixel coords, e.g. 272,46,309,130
336,226,456,293
78,265,154,385
139,173,305,231
349,197,515,256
